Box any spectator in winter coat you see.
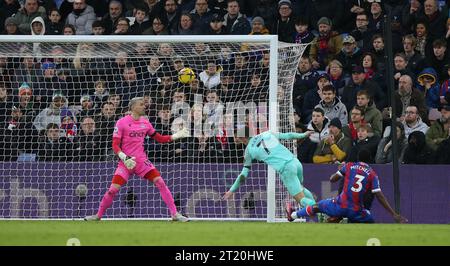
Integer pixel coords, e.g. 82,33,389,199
314,84,348,125
403,131,436,164
416,67,441,109
65,0,96,35
426,104,450,151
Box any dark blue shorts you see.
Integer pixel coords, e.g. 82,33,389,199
318,198,374,223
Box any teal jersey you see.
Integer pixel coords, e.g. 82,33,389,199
245,131,295,172
230,131,309,192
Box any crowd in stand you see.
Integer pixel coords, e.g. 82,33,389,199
0,0,449,164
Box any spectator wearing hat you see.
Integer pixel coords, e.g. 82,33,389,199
13,0,47,34
207,13,227,35
33,91,69,134
223,0,251,35
249,16,269,35
0,0,20,28
2,16,21,35
367,1,385,34
60,107,78,141
76,95,95,123
252,0,278,33
302,73,330,123
65,0,96,35
312,117,352,164
341,65,386,112
417,67,441,109
335,35,363,76
309,16,343,70
271,0,296,43
293,17,314,54
190,0,214,35
314,84,348,126
426,104,450,151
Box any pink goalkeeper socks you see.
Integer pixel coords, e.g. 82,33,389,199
97,185,120,219
154,178,177,217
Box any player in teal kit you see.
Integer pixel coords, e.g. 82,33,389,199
222,130,317,208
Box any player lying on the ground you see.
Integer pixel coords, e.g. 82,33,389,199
286,149,408,223
222,128,317,208
85,97,190,222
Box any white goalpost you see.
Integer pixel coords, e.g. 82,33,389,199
0,35,307,222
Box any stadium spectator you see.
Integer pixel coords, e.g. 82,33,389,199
75,116,101,161
403,131,436,164
0,83,13,124
174,12,196,35
205,13,226,35
76,95,95,123
2,16,20,35
190,0,214,35
375,121,408,164
335,35,363,76
341,65,386,113
414,20,432,57
106,94,123,115
128,5,150,35
369,34,386,74
252,0,278,33
102,0,123,35
0,54,14,88
14,54,39,94
33,92,69,134
426,39,449,82
65,0,96,35
203,90,224,132
393,74,428,121
327,59,349,97
222,0,250,35
143,15,169,35
112,17,131,35
96,101,118,158
45,8,63,35
249,16,269,35
415,0,447,41
314,84,348,125
309,17,343,70
401,105,430,139
143,0,165,22
270,0,295,43
293,56,319,116
342,105,367,144
299,107,330,163
92,79,109,112
13,0,47,35
355,90,382,137
62,24,76,35
417,67,441,109
15,84,36,121
440,64,450,104
1,106,38,161
293,17,314,55
367,0,384,34
162,0,180,35
60,107,78,141
347,124,380,163
199,60,221,90
38,122,75,162
36,61,66,109
0,0,20,33
350,12,373,53
402,34,426,76
312,117,352,164
361,52,385,91
91,20,106,35
170,89,189,119
150,104,173,160
426,104,450,150
302,73,330,123
393,53,415,88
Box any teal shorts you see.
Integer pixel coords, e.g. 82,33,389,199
279,158,304,196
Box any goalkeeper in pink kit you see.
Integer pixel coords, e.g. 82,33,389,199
85,97,190,222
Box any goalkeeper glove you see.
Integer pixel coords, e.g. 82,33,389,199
171,127,190,141
118,151,136,170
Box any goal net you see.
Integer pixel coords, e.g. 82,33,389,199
0,35,307,221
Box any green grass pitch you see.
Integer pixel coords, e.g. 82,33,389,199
0,221,448,246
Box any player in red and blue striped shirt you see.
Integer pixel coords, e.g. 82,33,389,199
286,149,408,223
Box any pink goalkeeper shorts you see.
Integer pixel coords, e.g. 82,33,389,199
114,159,156,182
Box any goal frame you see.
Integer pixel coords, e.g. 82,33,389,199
0,35,279,222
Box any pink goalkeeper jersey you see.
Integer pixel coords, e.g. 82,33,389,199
113,115,156,162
